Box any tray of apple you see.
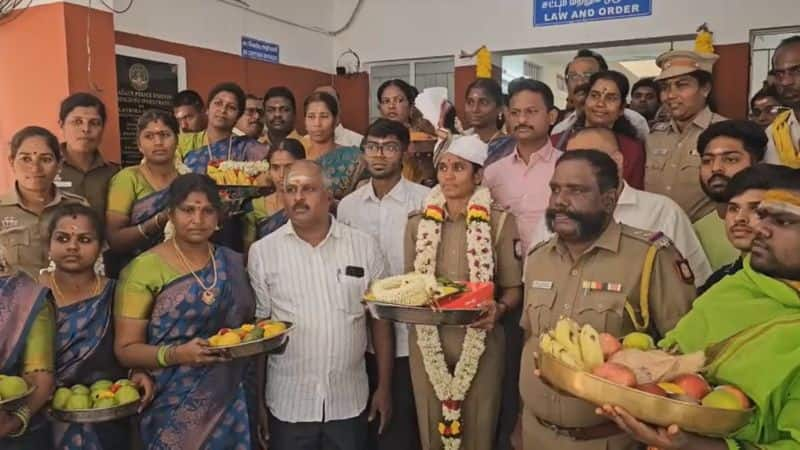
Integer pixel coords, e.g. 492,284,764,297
537,318,753,436
364,274,492,326
207,320,293,359
0,375,36,412
49,379,142,423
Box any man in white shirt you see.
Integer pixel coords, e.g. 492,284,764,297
528,127,712,287
764,36,800,166
314,85,365,147
338,118,430,450
248,160,393,450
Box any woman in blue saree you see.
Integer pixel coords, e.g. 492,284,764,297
114,174,257,450
106,110,179,278
0,245,55,449
41,204,154,449
303,91,367,200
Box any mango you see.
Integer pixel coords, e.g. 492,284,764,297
591,362,637,387
621,332,654,351
599,333,622,359
53,387,73,410
114,385,141,405
715,385,750,409
90,379,113,392
71,384,90,395
701,389,743,410
671,374,711,401
66,393,91,410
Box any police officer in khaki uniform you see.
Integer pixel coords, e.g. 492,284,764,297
518,149,695,450
403,135,523,450
645,50,727,223
56,92,119,218
1,126,88,278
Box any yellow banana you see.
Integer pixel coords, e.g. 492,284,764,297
556,347,584,370
539,332,555,355
579,324,604,370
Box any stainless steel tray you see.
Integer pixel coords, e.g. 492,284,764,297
365,301,482,326
0,385,35,412
49,399,141,424
215,322,293,359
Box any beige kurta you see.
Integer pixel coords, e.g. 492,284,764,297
404,206,523,450
519,222,696,450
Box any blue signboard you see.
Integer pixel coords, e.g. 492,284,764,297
241,36,279,64
534,0,652,27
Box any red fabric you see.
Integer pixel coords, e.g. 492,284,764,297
551,132,645,190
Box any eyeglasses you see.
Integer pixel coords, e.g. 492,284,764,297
772,63,800,81
566,72,596,83
363,141,403,154
750,105,791,117
380,96,407,107
245,107,265,117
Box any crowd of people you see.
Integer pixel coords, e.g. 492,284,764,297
1,33,799,450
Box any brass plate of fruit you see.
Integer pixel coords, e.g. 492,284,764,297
213,321,293,359
0,385,36,412
538,352,753,436
364,301,482,326
50,399,141,424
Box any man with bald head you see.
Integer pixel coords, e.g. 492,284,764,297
313,85,364,147
248,159,393,450
528,127,712,286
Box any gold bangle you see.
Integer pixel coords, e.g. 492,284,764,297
8,406,30,438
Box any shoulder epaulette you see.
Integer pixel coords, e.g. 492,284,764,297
651,121,671,132
527,236,554,256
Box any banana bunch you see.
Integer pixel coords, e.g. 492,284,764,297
694,23,714,54
539,317,604,371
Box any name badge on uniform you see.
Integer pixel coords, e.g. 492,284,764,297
652,148,669,156
1,216,19,230
581,280,623,293
54,180,73,188
531,280,553,290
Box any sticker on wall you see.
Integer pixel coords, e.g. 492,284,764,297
533,0,652,27
241,36,280,64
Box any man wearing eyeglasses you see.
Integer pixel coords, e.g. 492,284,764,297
337,118,430,450
551,49,650,141
749,86,784,129
765,36,800,167
234,94,266,140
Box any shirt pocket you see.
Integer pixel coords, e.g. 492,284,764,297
645,155,667,172
575,291,626,335
0,227,30,269
678,154,701,181
336,275,368,317
524,288,556,336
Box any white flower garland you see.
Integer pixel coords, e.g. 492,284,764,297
414,185,494,450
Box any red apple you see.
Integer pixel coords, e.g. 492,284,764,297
636,383,667,397
591,362,637,387
671,374,711,401
716,385,751,409
599,333,622,359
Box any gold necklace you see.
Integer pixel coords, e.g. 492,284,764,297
172,239,218,305
49,271,101,302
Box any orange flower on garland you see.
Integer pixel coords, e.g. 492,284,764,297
424,205,445,223
466,204,489,224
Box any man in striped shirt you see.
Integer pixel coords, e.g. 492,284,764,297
248,160,393,450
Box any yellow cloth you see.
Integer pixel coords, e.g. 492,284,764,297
114,252,181,320
693,211,739,271
106,166,157,216
22,300,55,373
772,110,800,168
258,130,307,149
176,131,208,160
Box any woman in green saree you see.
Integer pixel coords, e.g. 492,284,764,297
105,110,179,278
0,244,55,449
597,186,800,450
303,91,367,200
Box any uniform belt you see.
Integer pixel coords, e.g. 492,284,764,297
536,417,622,441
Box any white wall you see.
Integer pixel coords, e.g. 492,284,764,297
334,0,800,64
75,0,338,72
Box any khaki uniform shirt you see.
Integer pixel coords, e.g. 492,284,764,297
404,205,523,287
56,150,119,219
0,187,88,277
644,107,726,222
520,222,695,430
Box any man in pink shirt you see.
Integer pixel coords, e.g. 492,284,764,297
482,77,560,450
484,78,561,252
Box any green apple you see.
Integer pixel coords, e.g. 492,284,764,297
114,379,133,387
65,393,91,410
701,389,743,410
92,397,119,409
71,384,90,395
621,332,655,351
0,376,28,399
114,385,140,405
90,379,113,392
53,387,73,410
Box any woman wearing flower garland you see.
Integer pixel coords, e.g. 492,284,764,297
403,134,523,450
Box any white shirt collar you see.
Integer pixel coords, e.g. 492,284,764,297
617,181,638,206
360,177,408,203
283,214,341,243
